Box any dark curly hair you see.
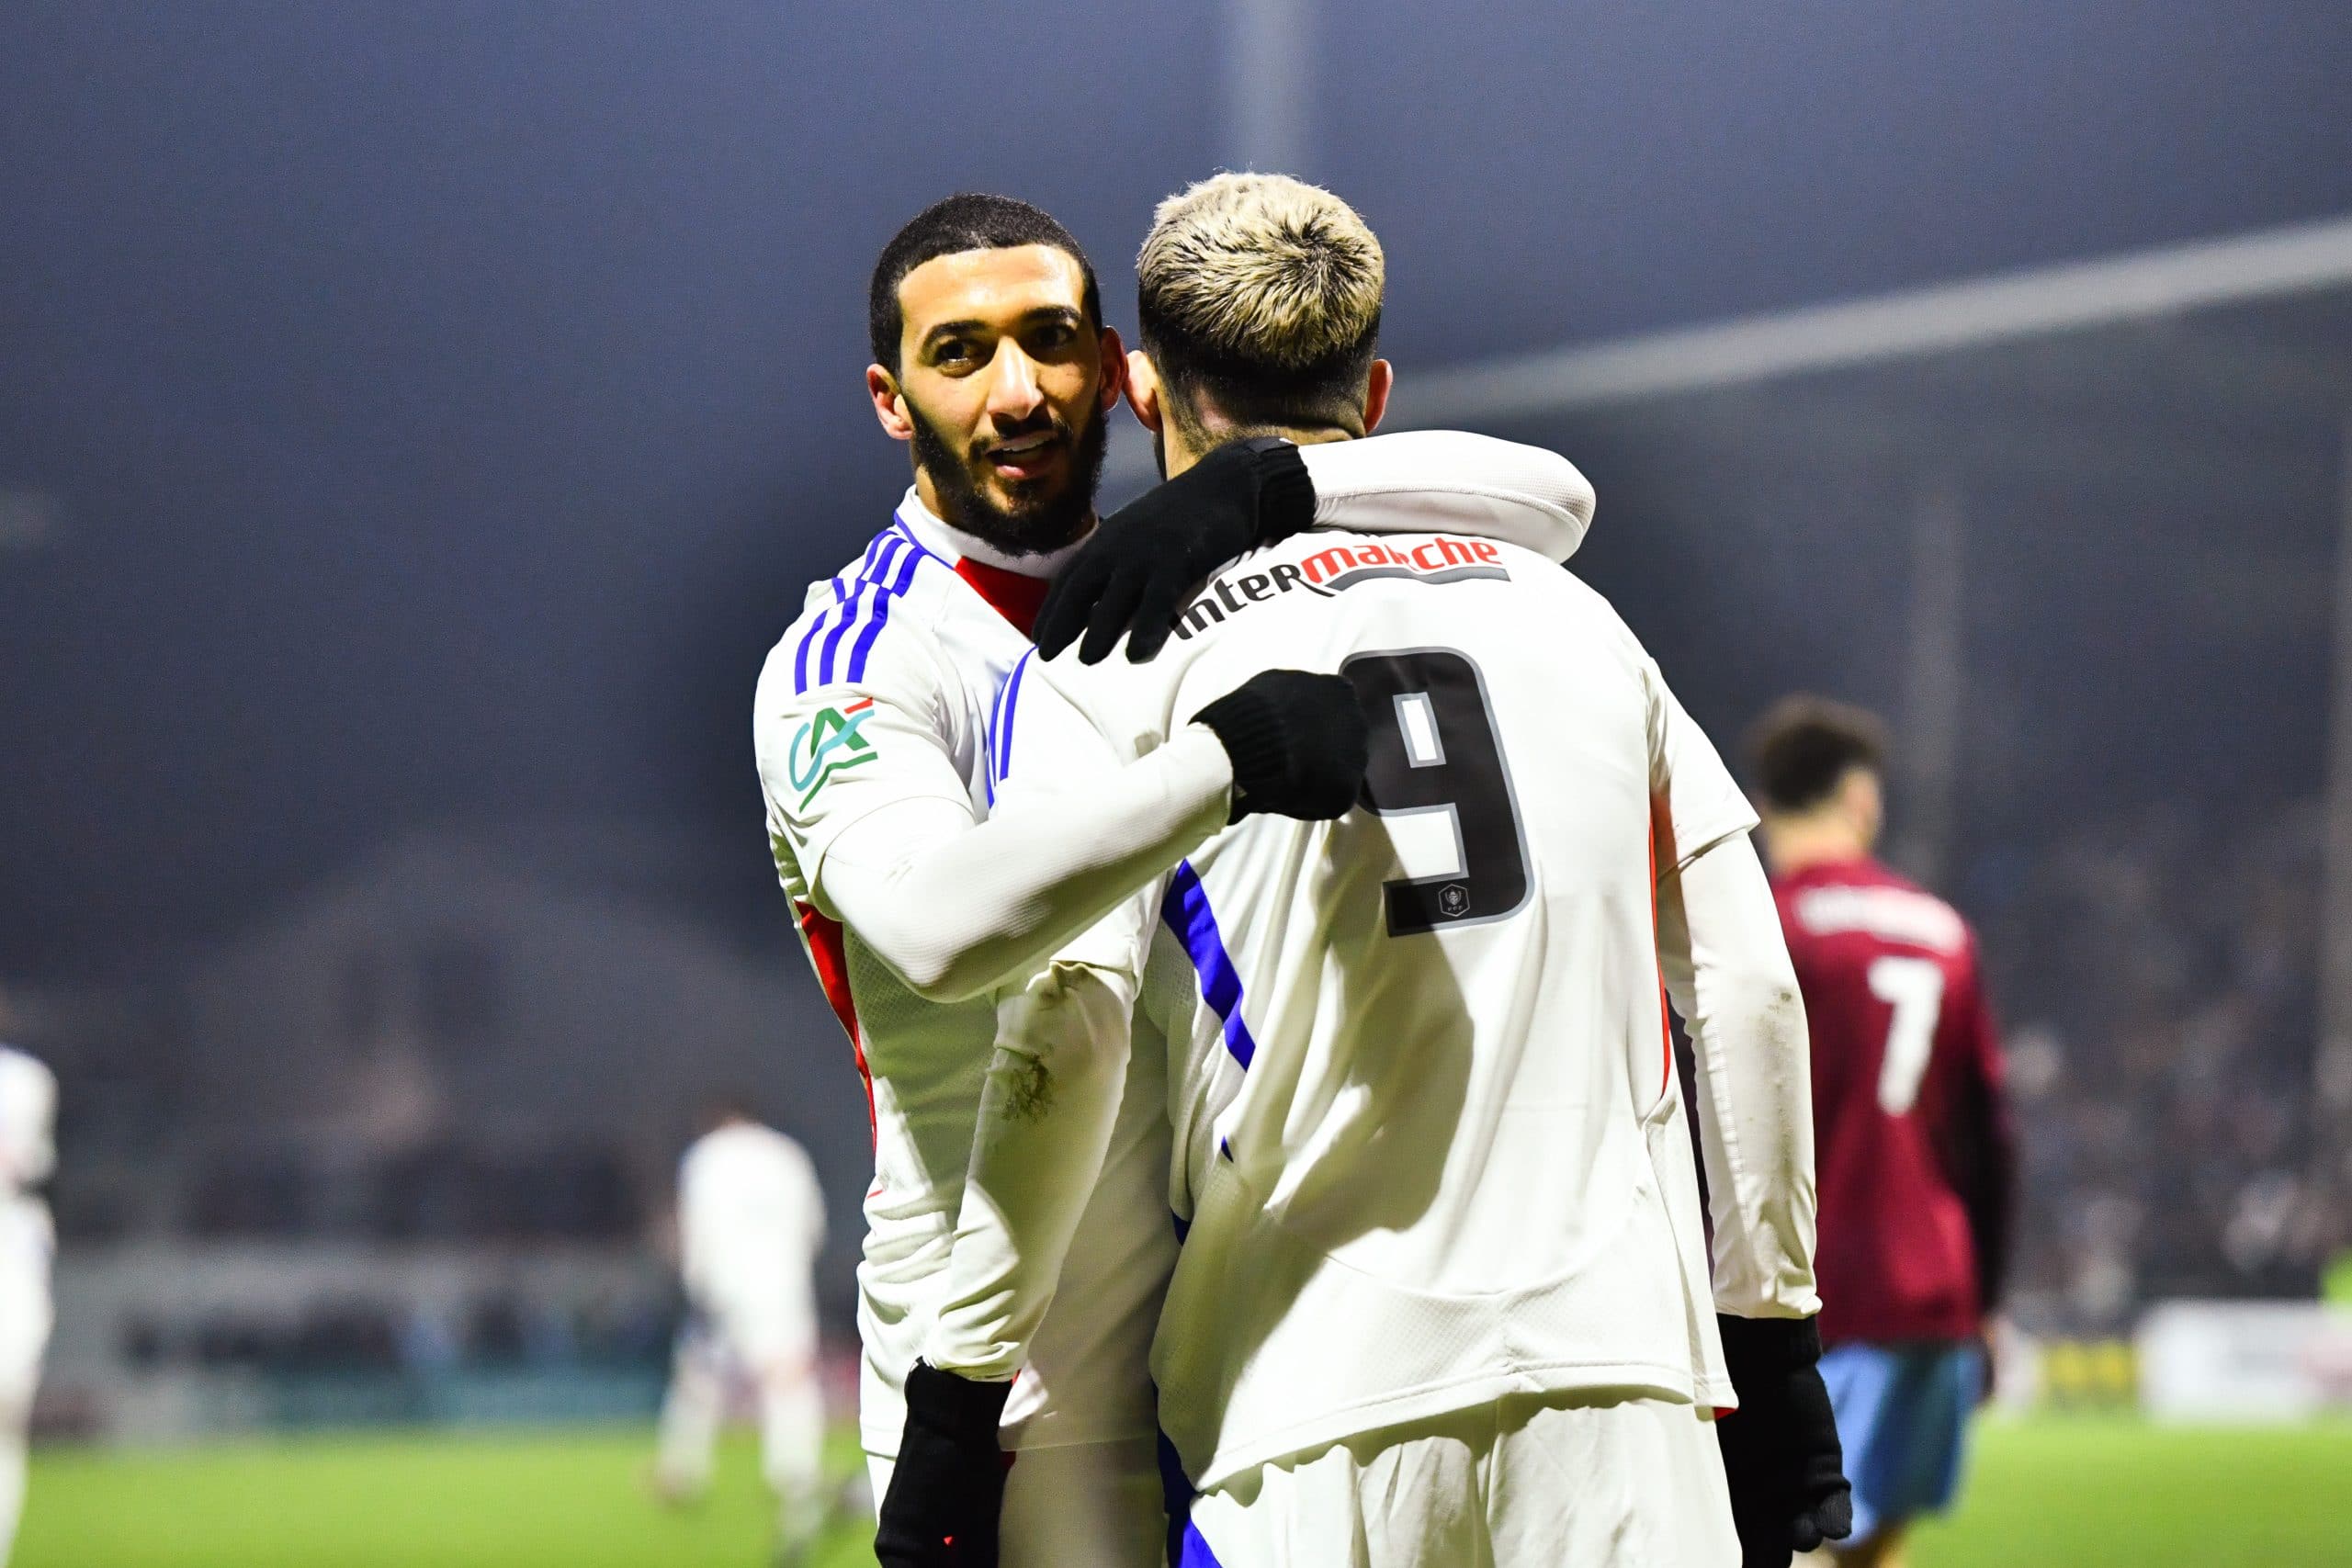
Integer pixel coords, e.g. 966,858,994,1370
868,193,1100,369
1745,694,1889,814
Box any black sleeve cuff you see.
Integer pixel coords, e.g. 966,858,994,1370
1249,441,1316,544
1716,1314,1824,1371
1192,687,1285,819
904,1359,1013,1443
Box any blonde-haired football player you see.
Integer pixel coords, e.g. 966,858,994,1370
1132,172,1389,452
920,174,1850,1567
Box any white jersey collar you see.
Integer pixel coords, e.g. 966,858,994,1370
1298,430,1599,566
893,487,1092,581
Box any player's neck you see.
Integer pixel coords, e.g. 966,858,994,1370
1760,816,1873,878
1162,424,1354,479
902,483,1095,579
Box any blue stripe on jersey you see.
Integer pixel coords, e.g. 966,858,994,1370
793,578,851,693
816,580,878,685
1177,1519,1227,1567
843,531,922,681
891,513,953,571
1161,860,1258,1070
989,649,1036,796
1157,1424,1202,1568
827,536,903,682
857,529,889,581
792,516,944,694
794,529,899,688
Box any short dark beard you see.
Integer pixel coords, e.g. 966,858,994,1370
909,396,1107,558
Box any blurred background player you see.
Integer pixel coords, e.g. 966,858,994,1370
652,1098,829,1564
0,1014,55,1568
1747,697,2018,1568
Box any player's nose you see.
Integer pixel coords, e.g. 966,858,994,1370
982,343,1046,423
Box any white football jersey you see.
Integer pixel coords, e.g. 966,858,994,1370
753,435,1598,1458
678,1122,827,1329
989,525,1759,1488
0,1046,55,1381
0,1049,53,1196
754,490,1175,1455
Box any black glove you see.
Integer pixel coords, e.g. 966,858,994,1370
1714,1315,1853,1566
1034,436,1316,664
1192,670,1368,822
874,1361,1013,1568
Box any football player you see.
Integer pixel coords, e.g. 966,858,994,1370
910,175,1849,1568
1747,697,2017,1568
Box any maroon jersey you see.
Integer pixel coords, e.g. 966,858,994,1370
1774,856,2016,1348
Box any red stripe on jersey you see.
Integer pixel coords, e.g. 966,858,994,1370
954,557,1050,636
1647,805,1674,1102
797,900,876,1144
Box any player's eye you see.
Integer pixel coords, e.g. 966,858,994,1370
930,337,978,370
1025,321,1078,356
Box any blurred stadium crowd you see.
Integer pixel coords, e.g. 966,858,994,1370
10,783,2337,1360
1985,795,2343,1330
119,1285,673,1382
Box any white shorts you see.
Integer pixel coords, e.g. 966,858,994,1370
0,1264,50,1414
718,1317,816,1379
869,1434,1166,1568
695,1294,814,1379
1177,1393,1738,1567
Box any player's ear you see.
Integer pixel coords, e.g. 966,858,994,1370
1094,326,1126,414
1125,349,1166,435
867,364,915,443
1362,359,1394,434
1850,770,1886,847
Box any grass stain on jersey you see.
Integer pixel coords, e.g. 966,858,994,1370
1001,1054,1055,1123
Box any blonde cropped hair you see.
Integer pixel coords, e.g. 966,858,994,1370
1136,174,1385,437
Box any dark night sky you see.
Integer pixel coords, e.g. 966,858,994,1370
6,1,2352,974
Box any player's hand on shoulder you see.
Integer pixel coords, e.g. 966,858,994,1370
874,1361,1012,1568
1191,669,1368,822
1713,1315,1854,1567
1033,437,1316,665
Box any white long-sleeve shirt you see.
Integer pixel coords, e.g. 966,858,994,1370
0,1046,57,1354
928,505,1817,1489
751,431,1597,1458
677,1120,827,1327
0,1049,54,1195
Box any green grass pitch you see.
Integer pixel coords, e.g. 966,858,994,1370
16,1416,2352,1566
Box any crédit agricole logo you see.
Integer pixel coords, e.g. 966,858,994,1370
788,697,878,807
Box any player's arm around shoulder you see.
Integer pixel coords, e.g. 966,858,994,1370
1033,432,1596,664
1298,429,1597,564
935,646,1364,1363
827,649,1228,1003
981,658,1171,987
